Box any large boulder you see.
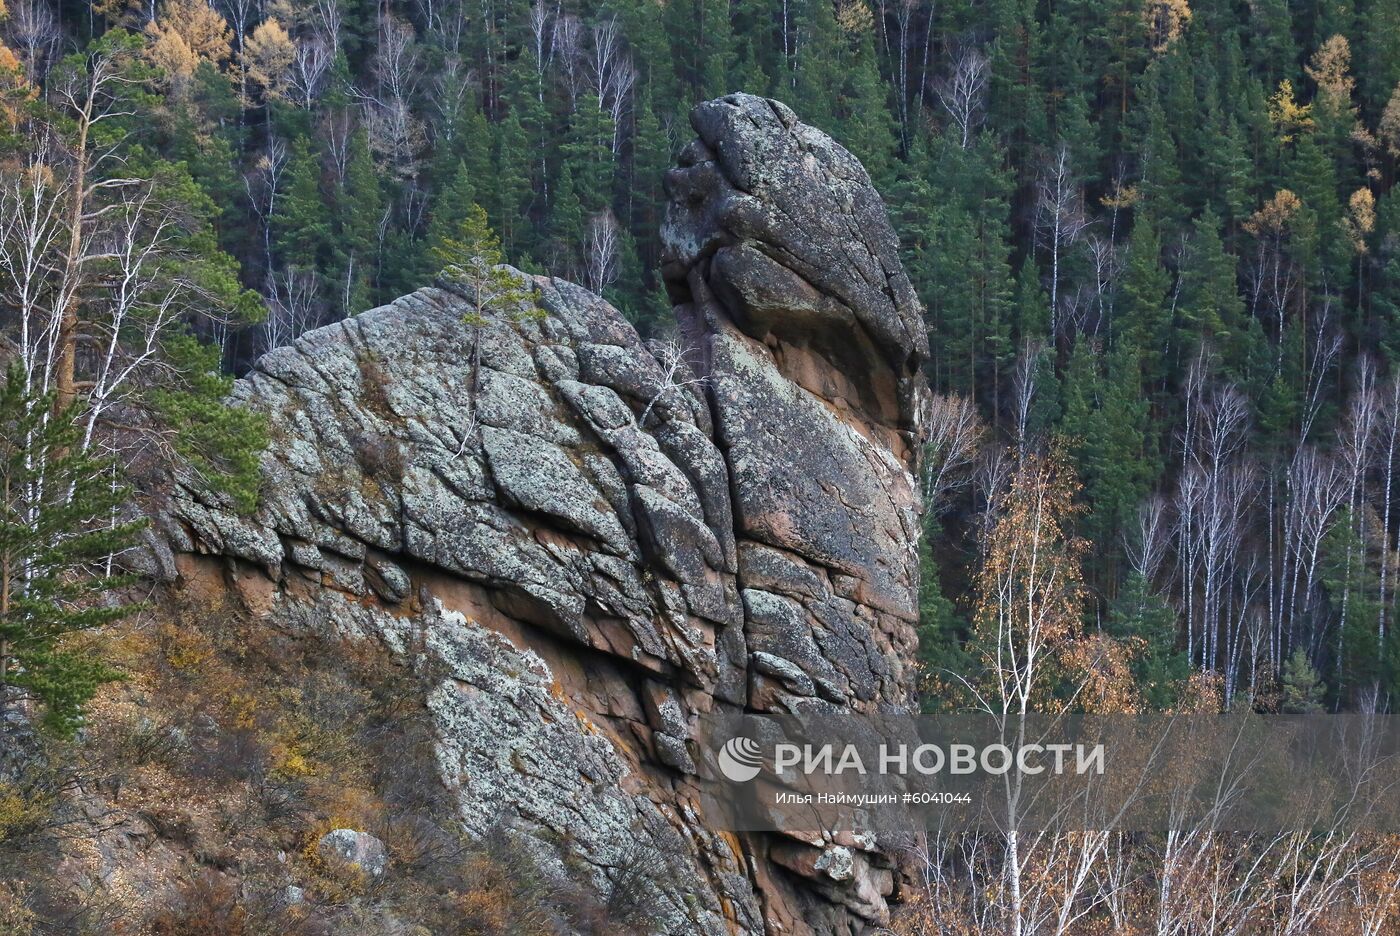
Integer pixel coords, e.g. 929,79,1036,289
317,829,389,878
661,91,926,706
156,94,928,935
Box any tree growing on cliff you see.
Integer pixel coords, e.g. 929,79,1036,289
433,202,538,325
433,203,543,419
0,369,142,736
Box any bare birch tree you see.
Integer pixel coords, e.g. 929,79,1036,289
919,392,984,513
934,45,988,149
1034,144,1089,342
582,209,620,297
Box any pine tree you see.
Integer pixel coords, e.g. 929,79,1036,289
1359,0,1400,113
274,135,331,273
168,60,243,220
915,518,971,714
433,204,543,418
1286,132,1349,293
607,0,684,118
1136,93,1187,233
697,0,738,99
426,161,479,278
490,102,535,257
787,0,842,132
666,0,736,102
919,203,982,393
900,132,1015,404
1373,190,1400,362
1060,339,1153,585
433,201,522,294
546,163,584,274
987,0,1049,173
1280,647,1326,712
830,1,897,189
1178,209,1246,372
0,371,143,736
729,0,774,96
1118,210,1173,393
563,104,615,215
1320,512,1382,701
1199,108,1256,226
333,128,382,315
151,335,268,515
1014,255,1051,344
1107,571,1188,710
1245,0,1297,86
629,89,672,273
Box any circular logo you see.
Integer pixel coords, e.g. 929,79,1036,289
718,736,764,782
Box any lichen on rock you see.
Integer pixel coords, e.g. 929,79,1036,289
156,93,928,935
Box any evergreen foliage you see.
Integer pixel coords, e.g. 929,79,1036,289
1280,648,1327,713
0,371,142,736
5,0,1400,715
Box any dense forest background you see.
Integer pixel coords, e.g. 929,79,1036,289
4,0,1400,715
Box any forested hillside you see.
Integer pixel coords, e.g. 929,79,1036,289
3,0,1400,715
9,3,1400,929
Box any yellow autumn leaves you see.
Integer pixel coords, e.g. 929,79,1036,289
1255,35,1392,258
1144,0,1192,53
136,0,296,104
1266,36,1358,142
0,0,36,131
143,0,231,87
1241,187,1374,258
242,20,295,100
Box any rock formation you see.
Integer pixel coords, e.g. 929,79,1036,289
156,93,928,934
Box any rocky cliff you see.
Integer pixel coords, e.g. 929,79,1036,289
156,93,928,935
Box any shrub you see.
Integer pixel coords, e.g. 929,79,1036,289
0,881,34,936
147,872,248,936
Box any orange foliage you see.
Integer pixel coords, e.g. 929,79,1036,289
0,40,33,131
1305,35,1356,120
143,0,232,91
1243,189,1303,238
973,447,1088,713
242,19,295,101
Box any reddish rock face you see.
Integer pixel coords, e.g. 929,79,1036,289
661,92,929,931
155,94,928,934
662,92,926,693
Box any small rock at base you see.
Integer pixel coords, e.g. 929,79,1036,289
317,829,389,877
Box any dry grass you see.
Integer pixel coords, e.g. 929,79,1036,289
0,580,642,935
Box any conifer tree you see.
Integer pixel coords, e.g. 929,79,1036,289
432,204,544,416
1280,647,1326,712
1061,339,1153,584
1286,133,1351,293
547,163,584,272
830,0,897,189
152,335,268,515
490,105,534,256
1246,0,1298,85
1321,513,1382,700
1118,210,1173,393
1136,94,1187,233
1107,571,1188,709
915,520,970,714
333,128,382,315
629,89,672,269
0,370,143,736
1178,209,1246,371
666,0,736,102
274,135,331,273
426,161,479,277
